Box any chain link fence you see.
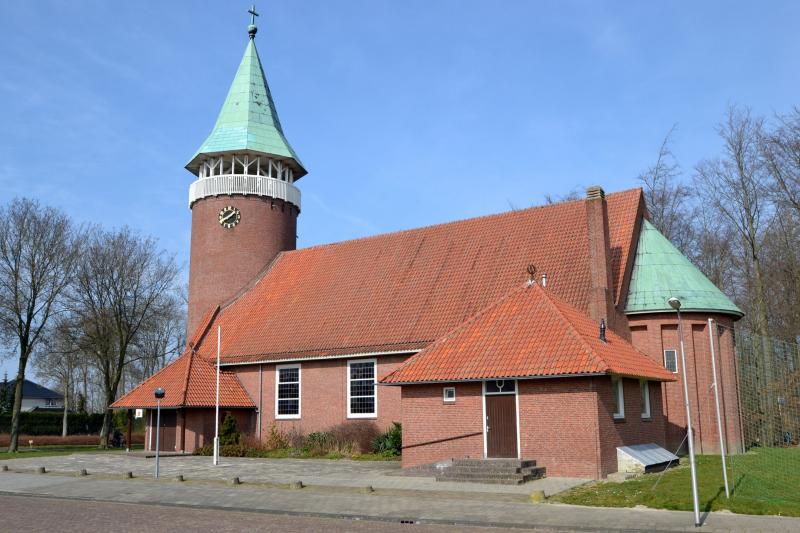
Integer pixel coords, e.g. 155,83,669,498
727,328,800,492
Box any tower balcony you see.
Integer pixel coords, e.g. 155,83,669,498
189,174,301,210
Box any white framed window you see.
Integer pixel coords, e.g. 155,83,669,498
443,387,456,402
347,359,377,418
275,364,301,419
640,380,651,419
612,376,625,419
664,349,678,373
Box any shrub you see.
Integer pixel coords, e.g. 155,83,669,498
0,412,105,436
327,421,380,453
265,424,288,450
372,422,402,456
219,413,240,445
0,433,145,447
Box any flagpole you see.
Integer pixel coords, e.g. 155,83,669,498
213,325,220,466
708,318,730,498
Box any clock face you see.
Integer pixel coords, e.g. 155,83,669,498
218,206,241,229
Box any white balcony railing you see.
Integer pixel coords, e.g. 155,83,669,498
189,174,301,209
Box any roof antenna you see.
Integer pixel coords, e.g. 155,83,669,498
599,319,607,342
526,264,537,287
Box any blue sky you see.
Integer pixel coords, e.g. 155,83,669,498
1,1,798,375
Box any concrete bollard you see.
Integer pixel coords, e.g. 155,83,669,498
360,485,374,494
529,490,546,503
37,467,46,474
229,477,241,486
175,474,185,482
124,471,134,479
289,480,304,490
79,469,88,476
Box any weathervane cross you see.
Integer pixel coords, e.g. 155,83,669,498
248,5,259,25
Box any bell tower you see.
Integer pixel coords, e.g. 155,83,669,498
185,7,306,335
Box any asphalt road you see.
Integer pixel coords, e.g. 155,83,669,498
1,494,559,533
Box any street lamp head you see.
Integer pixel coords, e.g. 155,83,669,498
668,297,681,311
154,387,165,399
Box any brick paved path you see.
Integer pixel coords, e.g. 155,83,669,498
2,453,587,496
2,494,551,533
1,471,799,532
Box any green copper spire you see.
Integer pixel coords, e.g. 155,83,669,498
186,14,306,178
625,220,743,317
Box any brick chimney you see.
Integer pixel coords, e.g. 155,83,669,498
585,186,616,327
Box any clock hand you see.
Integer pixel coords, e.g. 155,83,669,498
221,211,236,223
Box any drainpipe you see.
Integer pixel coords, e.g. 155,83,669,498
258,364,263,440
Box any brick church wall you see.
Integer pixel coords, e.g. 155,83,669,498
628,313,742,455
401,382,485,468
232,354,409,442
596,377,667,477
517,378,602,478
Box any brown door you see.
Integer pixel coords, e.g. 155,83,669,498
486,394,518,458
157,410,176,451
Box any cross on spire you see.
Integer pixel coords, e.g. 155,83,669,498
247,5,260,39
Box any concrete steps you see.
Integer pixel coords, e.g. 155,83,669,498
435,459,546,485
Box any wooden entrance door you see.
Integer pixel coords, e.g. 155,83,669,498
486,393,518,458
157,410,176,452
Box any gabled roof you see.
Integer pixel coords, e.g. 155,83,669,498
111,351,255,409
625,220,743,317
186,37,305,177
0,379,62,400
194,189,644,365
382,282,677,384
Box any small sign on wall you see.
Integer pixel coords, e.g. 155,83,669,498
134,409,144,419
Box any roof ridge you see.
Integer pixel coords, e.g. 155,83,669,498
535,286,609,373
110,351,189,408
291,188,643,256
181,351,195,406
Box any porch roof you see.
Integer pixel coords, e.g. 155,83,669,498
381,282,677,385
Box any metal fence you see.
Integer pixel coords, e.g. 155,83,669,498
735,329,800,450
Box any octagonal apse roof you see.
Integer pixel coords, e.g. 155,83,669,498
625,220,743,317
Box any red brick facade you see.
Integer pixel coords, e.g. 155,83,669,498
187,195,297,335
400,376,666,478
628,313,742,455
233,354,408,440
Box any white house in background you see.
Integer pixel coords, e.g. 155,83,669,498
1,379,64,412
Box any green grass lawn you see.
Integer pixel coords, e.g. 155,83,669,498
552,448,800,517
0,444,144,460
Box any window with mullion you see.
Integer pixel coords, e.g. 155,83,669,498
276,365,300,418
348,360,376,417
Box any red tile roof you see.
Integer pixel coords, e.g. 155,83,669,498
111,350,255,409
194,189,644,365
382,282,676,384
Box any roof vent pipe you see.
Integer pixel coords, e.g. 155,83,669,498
541,273,547,287
599,319,607,342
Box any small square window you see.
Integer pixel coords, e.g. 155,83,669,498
664,349,678,373
443,387,456,402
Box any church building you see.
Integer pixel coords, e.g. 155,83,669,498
113,16,744,479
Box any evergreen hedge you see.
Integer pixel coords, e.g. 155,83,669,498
0,412,105,435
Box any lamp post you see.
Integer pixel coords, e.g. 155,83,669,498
154,387,165,479
669,297,701,527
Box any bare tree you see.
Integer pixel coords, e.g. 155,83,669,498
68,227,179,447
763,108,800,216
695,105,777,442
637,125,696,253
0,198,79,452
33,319,84,436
